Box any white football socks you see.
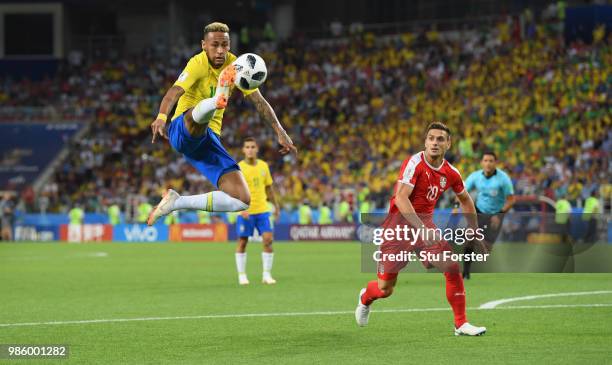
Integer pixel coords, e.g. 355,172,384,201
262,252,274,277
235,252,247,274
191,97,218,124
191,84,231,124
172,191,248,212
237,252,274,281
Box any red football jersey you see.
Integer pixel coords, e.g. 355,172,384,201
389,151,465,215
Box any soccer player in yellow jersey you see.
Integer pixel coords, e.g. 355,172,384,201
235,138,280,285
147,22,296,225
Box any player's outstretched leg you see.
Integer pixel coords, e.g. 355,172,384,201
148,173,249,227
148,171,250,226
261,232,275,284
355,278,395,326
147,188,249,226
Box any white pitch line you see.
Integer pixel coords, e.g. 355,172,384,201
478,290,612,309
1,303,612,328
492,303,612,310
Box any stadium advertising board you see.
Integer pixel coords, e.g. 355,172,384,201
113,224,169,242
59,224,113,242
13,225,59,241
289,224,357,241
169,223,228,242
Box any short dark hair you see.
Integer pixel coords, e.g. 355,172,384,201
243,137,257,145
425,122,451,139
204,22,230,39
482,151,497,160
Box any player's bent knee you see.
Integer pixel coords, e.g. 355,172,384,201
231,195,249,211
238,178,251,205
235,199,249,211
219,171,251,207
238,191,251,207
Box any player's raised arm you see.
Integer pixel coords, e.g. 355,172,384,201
246,89,297,155
151,85,185,143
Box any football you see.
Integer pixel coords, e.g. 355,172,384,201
233,53,267,91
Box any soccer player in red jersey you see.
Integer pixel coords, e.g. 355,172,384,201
355,122,487,336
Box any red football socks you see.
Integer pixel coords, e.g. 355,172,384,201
444,272,467,328
361,280,391,306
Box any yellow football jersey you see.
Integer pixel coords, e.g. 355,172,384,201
239,159,273,214
172,51,255,136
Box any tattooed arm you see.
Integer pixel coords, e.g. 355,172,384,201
246,89,297,155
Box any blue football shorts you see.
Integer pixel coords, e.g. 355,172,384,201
236,212,273,238
168,113,240,187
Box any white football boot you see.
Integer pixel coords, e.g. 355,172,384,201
262,274,277,285
454,322,487,336
238,274,250,286
355,288,370,327
147,189,180,226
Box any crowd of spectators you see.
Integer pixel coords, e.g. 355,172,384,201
1,14,610,216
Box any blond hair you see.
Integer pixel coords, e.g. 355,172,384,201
204,22,230,38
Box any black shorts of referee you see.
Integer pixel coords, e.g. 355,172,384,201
475,206,505,245
462,206,505,279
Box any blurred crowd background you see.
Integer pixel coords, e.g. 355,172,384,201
0,1,610,225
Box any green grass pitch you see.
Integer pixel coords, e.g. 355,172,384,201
1,242,611,364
